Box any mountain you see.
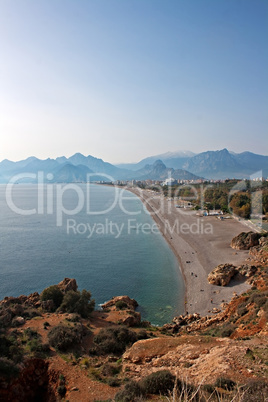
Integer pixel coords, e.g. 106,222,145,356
0,157,39,173
182,149,241,179
116,150,195,171
0,154,132,183
119,149,268,179
0,150,267,182
133,160,202,181
182,149,268,179
233,152,268,175
67,153,130,179
50,163,94,182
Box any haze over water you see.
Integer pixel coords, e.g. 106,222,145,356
0,184,184,325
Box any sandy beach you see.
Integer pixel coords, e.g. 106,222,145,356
130,188,254,317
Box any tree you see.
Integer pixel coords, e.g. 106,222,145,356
59,290,95,318
41,285,63,311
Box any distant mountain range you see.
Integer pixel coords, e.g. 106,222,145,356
0,149,267,183
118,149,268,180
133,160,201,181
117,150,196,171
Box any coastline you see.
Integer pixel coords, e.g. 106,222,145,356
129,188,252,317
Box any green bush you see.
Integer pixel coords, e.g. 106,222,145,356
115,300,128,310
140,370,175,395
94,326,137,355
41,285,64,311
59,290,95,318
206,322,236,338
24,327,39,339
0,334,23,363
48,324,82,351
28,339,50,356
101,363,121,377
115,380,144,401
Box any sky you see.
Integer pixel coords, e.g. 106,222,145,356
0,0,267,163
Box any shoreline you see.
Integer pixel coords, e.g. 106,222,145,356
129,188,252,317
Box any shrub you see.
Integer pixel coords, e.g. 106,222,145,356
115,380,144,401
94,326,137,355
23,308,41,319
207,323,236,338
137,330,148,340
241,379,268,402
65,313,81,322
101,363,121,377
220,323,236,337
106,378,120,387
237,304,248,317
115,300,128,310
248,291,268,308
215,377,236,390
57,385,66,397
59,290,95,318
0,335,13,358
0,357,19,379
28,339,50,357
48,324,82,351
0,334,23,363
24,328,39,339
41,285,64,311
140,370,175,395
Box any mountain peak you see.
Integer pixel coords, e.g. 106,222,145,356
153,159,166,168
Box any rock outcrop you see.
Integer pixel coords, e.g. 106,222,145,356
57,278,78,293
231,231,261,250
119,312,141,327
102,295,138,311
237,264,257,278
162,313,201,333
208,263,257,286
208,264,237,286
101,296,140,327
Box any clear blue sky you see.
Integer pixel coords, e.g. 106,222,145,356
0,0,267,163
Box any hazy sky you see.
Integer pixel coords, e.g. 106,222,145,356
0,0,267,163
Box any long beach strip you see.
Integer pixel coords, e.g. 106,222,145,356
130,188,252,317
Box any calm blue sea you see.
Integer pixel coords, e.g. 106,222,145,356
0,184,184,325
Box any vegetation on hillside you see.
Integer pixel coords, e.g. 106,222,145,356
154,179,268,218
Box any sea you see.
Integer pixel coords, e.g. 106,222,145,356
0,183,184,325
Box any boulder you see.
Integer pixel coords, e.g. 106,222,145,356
237,264,257,278
208,264,237,286
102,296,138,311
41,299,55,312
120,312,141,327
57,278,78,293
230,232,261,250
24,292,40,306
259,236,268,247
